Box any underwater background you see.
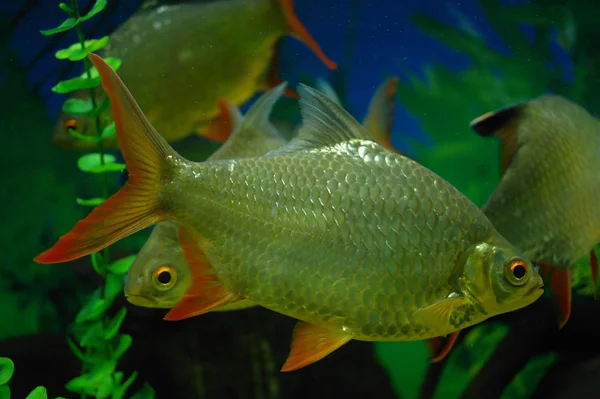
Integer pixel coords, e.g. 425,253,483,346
1,0,599,398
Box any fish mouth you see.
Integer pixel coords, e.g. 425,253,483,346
125,294,158,307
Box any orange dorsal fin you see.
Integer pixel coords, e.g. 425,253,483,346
280,321,352,372
34,53,177,264
163,225,241,321
469,103,525,175
362,76,399,152
426,331,460,363
539,265,572,328
278,0,337,70
202,97,244,142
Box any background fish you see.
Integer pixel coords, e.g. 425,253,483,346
36,54,544,373
53,0,337,151
125,91,288,311
471,95,600,328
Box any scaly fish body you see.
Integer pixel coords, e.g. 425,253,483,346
53,0,336,150
127,76,401,310
472,95,600,327
126,93,288,310
36,54,544,371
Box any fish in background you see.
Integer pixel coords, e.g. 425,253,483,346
126,74,402,311
471,95,600,328
125,91,288,311
36,54,544,372
53,0,337,151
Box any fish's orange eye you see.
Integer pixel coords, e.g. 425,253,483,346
64,119,78,131
505,259,530,286
152,266,177,290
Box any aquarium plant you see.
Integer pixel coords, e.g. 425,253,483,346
38,1,153,398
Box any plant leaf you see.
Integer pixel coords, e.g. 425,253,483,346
100,123,116,140
66,337,87,362
104,308,127,340
80,322,103,347
52,76,100,94
75,289,109,324
112,371,138,399
65,361,116,394
0,385,9,398
104,273,124,303
112,334,133,361
91,251,106,276
130,383,156,399
90,97,111,118
55,37,110,61
58,3,73,14
84,57,122,80
67,128,101,142
25,386,48,399
77,153,124,174
62,98,94,115
80,0,108,22
0,357,14,385
76,197,105,207
107,255,136,276
40,18,77,35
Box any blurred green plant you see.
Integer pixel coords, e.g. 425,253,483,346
0,357,66,399
39,1,153,398
373,0,599,398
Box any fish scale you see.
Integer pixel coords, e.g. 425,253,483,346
36,55,544,371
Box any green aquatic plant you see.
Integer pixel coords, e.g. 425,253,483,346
0,357,66,399
39,1,153,398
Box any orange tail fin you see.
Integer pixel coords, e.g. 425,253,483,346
279,0,337,70
34,53,180,264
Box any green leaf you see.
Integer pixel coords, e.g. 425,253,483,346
91,252,106,275
52,76,100,94
76,197,105,207
58,3,73,15
66,337,86,362
112,371,138,399
80,322,103,347
62,98,94,115
107,255,136,276
100,123,116,140
96,377,115,399
80,0,108,22
75,289,110,324
67,128,101,142
40,17,77,35
0,385,9,398
0,357,15,385
77,153,125,174
65,361,116,394
24,386,48,399
55,37,110,61
130,383,156,399
104,308,127,340
104,273,124,303
112,334,133,361
90,97,111,118
85,57,122,80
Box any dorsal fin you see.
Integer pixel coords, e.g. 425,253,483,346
470,103,525,174
361,76,399,152
220,98,243,128
268,83,375,155
315,77,342,106
211,83,287,159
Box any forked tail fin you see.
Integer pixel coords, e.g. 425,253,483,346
35,53,181,264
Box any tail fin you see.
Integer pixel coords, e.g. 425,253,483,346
362,77,399,152
278,0,337,70
34,53,179,264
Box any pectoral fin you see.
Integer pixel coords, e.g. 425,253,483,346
281,322,352,372
164,226,242,321
426,331,461,363
539,265,571,328
413,296,467,326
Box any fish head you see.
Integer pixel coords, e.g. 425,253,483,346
460,236,544,315
52,110,103,151
124,221,191,308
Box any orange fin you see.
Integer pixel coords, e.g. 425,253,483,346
280,321,352,372
202,97,243,142
469,103,525,174
278,0,337,70
361,76,399,152
34,53,178,264
591,249,598,300
266,38,299,99
164,226,241,321
427,331,460,363
539,265,572,328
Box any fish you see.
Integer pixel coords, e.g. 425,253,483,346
53,0,337,151
471,95,600,328
125,89,288,311
35,53,544,372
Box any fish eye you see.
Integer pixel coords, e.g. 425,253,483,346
152,266,177,290
64,119,78,132
504,259,529,286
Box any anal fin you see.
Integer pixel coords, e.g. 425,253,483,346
539,265,572,328
427,330,460,363
280,321,352,372
164,226,241,321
